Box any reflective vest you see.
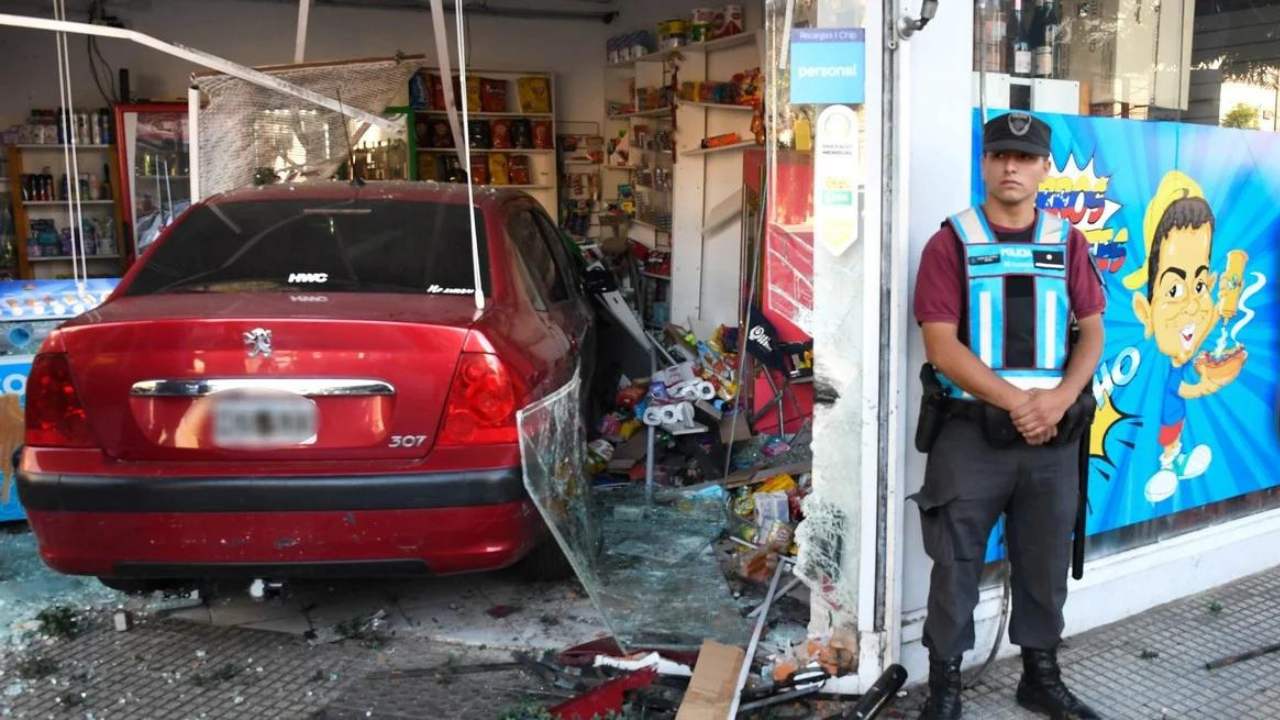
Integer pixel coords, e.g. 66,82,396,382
938,207,1072,399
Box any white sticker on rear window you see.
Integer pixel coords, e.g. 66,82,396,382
426,285,474,295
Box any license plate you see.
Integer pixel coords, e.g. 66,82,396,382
213,393,318,449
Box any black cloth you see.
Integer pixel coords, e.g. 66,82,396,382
746,305,786,371
910,416,1078,659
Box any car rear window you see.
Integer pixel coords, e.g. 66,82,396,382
124,198,491,297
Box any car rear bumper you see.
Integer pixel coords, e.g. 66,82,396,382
18,468,545,578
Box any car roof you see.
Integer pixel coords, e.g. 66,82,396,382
204,181,530,210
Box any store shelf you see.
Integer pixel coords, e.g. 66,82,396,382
607,32,757,69
415,110,554,119
630,218,671,233
24,200,115,206
607,108,673,120
417,148,554,154
686,31,759,54
641,271,672,281
679,101,755,113
603,165,636,172
14,144,112,150
563,161,601,167
681,140,758,157
430,182,553,190
30,255,120,263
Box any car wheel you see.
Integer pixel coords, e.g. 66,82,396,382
518,539,576,582
97,577,200,596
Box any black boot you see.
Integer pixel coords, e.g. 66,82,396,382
919,655,962,720
1016,647,1103,719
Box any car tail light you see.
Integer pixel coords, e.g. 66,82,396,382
26,353,95,448
439,353,526,446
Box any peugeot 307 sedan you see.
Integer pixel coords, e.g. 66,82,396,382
17,182,595,592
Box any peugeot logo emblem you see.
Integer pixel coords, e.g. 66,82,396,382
244,328,273,358
1008,112,1033,136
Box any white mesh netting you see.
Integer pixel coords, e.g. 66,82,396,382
196,58,420,197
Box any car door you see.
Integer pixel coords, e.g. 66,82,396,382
530,208,596,377
506,204,576,384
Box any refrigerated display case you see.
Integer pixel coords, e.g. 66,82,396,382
114,102,191,262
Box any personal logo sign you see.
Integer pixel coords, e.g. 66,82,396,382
790,28,866,105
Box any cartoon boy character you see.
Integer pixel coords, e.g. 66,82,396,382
1125,172,1246,503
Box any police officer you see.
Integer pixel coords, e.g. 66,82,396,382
911,112,1106,719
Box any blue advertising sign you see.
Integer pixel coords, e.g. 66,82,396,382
970,110,1280,557
789,28,866,105
0,278,120,523
0,356,32,522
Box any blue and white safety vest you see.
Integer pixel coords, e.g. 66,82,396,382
938,207,1072,399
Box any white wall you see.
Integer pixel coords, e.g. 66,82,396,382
0,0,734,131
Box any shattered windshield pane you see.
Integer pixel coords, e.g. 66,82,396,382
517,375,752,652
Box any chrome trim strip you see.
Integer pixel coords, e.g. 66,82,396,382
130,378,395,398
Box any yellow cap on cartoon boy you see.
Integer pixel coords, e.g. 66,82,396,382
1122,171,1207,291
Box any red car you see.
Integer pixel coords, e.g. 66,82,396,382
18,182,596,591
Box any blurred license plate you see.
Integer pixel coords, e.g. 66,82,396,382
213,394,317,449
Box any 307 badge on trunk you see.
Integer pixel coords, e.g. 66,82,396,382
213,391,318,449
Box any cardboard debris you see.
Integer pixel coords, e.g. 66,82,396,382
675,640,747,720
721,461,812,490
719,410,753,444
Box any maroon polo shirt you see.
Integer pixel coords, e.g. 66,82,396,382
914,213,1106,328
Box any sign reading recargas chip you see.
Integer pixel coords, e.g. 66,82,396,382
790,28,866,105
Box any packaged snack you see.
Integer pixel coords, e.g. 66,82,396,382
466,77,483,109
491,119,513,149
469,120,492,149
470,154,489,185
419,156,440,182
720,5,744,38
532,120,554,149
488,153,510,185
443,156,467,183
508,155,532,185
511,119,534,148
481,77,508,112
701,131,741,149
517,77,552,114
430,119,454,148
429,74,447,110
409,71,430,110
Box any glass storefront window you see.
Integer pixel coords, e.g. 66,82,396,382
974,0,1280,130
970,0,1280,565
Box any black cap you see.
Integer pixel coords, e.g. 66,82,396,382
983,112,1052,157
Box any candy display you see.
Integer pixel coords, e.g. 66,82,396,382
429,119,455,148
511,119,534,149
469,119,492,149
488,153,510,185
517,77,552,114
509,155,532,186
532,120,554,149
603,5,745,63
491,119,513,149
480,77,507,112
469,154,489,185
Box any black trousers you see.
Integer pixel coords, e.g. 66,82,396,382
911,417,1079,660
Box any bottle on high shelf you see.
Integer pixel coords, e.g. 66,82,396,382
1009,0,1032,78
1032,0,1060,79
976,1,1007,74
